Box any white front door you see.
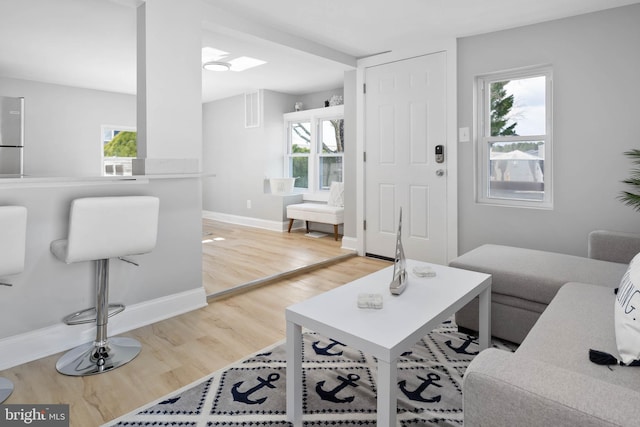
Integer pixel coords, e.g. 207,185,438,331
364,52,448,264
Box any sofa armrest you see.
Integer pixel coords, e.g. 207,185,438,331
464,349,639,427
588,230,640,264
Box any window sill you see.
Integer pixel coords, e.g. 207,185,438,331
476,197,553,210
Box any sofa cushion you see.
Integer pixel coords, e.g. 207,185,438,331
516,282,640,392
588,230,640,264
464,347,640,427
449,244,628,305
286,203,344,224
287,203,344,215
614,252,640,365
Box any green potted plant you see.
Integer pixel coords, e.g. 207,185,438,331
619,149,640,211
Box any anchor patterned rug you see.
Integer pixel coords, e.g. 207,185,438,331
103,320,515,426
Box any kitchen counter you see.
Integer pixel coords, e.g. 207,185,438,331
0,173,212,189
0,173,206,370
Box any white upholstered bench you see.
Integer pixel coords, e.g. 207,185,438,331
286,182,344,241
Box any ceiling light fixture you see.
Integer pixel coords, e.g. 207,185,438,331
203,61,231,72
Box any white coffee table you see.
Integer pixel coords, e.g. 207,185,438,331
286,259,491,426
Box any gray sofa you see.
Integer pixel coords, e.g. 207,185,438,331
450,231,640,344
455,231,640,426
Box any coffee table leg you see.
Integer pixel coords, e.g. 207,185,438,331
377,358,397,427
478,284,491,350
286,321,303,426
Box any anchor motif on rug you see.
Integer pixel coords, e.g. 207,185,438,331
316,373,360,403
231,372,280,405
445,335,479,355
399,372,442,403
312,338,345,356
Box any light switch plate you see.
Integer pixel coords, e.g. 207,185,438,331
459,127,470,142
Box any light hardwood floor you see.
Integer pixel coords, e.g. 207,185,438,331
0,223,390,426
202,219,355,295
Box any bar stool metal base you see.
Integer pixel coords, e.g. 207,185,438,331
63,303,125,325
56,337,141,376
0,377,14,403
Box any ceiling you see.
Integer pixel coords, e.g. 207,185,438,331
1,0,638,103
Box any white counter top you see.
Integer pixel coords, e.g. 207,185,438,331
0,173,210,189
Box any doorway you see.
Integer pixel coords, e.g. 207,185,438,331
364,52,450,264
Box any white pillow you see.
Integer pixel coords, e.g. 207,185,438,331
615,252,640,365
328,181,344,207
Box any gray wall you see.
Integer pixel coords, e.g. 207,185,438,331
0,178,203,339
202,87,347,224
0,77,136,176
457,4,640,257
202,89,298,221
297,87,344,111
0,176,204,369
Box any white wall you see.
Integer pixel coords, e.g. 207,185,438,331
0,77,136,176
457,4,640,257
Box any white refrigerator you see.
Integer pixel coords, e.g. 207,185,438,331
0,96,24,175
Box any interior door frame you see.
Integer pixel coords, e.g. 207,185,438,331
355,39,459,263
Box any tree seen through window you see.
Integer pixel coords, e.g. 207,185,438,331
102,127,137,176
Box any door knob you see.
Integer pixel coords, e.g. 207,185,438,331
436,169,445,177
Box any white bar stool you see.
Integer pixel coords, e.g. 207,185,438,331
0,205,27,403
51,196,159,376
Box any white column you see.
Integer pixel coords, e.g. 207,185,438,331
135,0,202,174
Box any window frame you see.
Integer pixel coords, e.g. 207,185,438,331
475,66,553,209
284,105,344,196
287,119,312,190
317,116,344,191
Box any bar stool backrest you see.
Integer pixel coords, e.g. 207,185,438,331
0,206,27,276
63,196,159,263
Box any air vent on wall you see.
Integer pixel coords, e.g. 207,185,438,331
245,90,262,128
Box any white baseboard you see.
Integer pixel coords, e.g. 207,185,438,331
341,236,358,252
0,287,207,370
202,210,288,232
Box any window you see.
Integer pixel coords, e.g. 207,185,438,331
288,120,311,188
102,125,136,176
476,67,552,208
285,105,344,193
318,118,344,189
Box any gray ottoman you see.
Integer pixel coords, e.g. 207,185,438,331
449,244,627,344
